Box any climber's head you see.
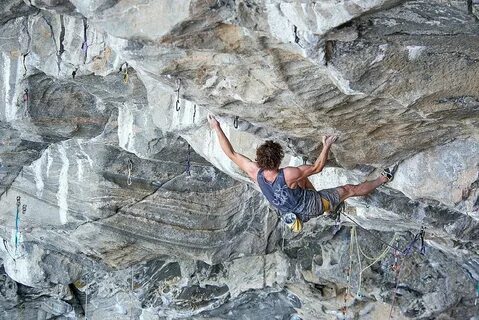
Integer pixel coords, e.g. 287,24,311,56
256,140,284,170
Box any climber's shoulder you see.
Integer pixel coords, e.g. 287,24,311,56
282,165,312,183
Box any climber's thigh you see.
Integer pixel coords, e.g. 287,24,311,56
317,187,341,211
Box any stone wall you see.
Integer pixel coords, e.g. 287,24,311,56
0,1,478,319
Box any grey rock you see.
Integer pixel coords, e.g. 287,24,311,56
0,0,478,319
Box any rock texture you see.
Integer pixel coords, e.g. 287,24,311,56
0,0,478,319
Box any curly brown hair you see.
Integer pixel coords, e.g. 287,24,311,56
255,140,284,170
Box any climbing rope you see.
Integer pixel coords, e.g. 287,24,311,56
185,145,191,176
175,79,181,111
85,283,88,320
130,266,134,320
388,240,404,319
341,211,404,255
15,196,21,255
342,226,355,316
127,159,133,186
353,228,395,297
233,116,239,129
352,227,363,298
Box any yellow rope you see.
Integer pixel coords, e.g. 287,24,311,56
353,227,395,298
343,226,355,316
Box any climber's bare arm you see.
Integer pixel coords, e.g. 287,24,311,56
284,136,337,186
208,115,259,181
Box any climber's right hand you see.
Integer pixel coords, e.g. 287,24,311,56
208,114,220,130
322,135,337,146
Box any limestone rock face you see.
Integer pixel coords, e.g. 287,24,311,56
0,1,478,319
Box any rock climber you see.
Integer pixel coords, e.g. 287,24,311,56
208,115,395,232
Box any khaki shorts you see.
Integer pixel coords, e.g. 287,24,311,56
318,187,341,212
297,187,341,222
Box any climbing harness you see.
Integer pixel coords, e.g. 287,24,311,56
185,145,191,176
233,116,239,129
122,62,129,84
193,104,197,122
127,159,133,186
175,79,181,111
81,18,89,64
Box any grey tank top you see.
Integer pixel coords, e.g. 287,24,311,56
257,169,312,214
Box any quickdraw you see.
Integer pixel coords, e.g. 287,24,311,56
333,203,344,233
302,156,308,165
122,62,129,84
72,67,79,79
81,18,89,64
175,79,181,111
403,226,426,256
22,53,29,78
193,104,197,123
233,116,239,129
127,159,133,186
22,89,29,115
293,25,300,44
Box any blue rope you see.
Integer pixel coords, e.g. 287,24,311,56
15,196,20,254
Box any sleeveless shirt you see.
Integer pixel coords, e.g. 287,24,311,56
257,169,321,220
